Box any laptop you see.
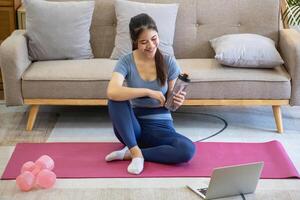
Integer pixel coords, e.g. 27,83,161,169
186,162,264,199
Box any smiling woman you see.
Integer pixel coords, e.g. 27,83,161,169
129,13,166,86
105,13,195,175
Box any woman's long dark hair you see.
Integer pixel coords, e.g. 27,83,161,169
129,13,167,86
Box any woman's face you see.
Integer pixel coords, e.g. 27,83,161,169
136,29,159,58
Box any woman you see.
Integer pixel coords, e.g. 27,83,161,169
106,13,195,175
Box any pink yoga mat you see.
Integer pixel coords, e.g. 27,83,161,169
1,140,299,179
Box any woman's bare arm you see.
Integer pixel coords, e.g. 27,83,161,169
107,72,150,101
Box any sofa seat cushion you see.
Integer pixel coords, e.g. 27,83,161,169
22,59,117,81
178,59,291,99
178,59,290,82
22,58,291,99
22,59,116,99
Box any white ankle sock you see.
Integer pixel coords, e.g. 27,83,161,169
127,157,144,175
105,146,129,162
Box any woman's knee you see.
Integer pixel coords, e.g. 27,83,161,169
108,100,130,113
108,100,129,107
177,139,196,163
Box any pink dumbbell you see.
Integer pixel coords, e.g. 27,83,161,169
35,169,56,189
21,155,54,175
16,170,57,191
21,161,35,173
32,155,55,176
16,155,56,192
16,171,35,192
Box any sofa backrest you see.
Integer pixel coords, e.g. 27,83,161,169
90,0,280,59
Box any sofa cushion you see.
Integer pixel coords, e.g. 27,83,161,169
110,0,179,59
22,59,117,81
22,58,291,99
179,59,291,99
22,59,117,99
177,59,290,82
24,0,95,61
209,34,284,68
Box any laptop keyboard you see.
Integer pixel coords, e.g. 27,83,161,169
197,188,207,195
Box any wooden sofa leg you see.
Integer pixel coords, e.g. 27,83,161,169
26,105,39,131
272,105,283,133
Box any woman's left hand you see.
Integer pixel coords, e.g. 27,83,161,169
173,91,186,108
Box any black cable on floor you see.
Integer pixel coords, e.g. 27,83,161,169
240,193,246,200
174,111,228,142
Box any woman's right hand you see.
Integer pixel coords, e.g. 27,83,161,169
147,89,166,106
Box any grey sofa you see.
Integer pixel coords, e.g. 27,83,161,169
0,0,300,133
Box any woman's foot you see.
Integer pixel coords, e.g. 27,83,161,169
127,146,144,175
105,146,131,161
127,157,144,175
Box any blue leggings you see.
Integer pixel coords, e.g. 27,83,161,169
108,100,196,164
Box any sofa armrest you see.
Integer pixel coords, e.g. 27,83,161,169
279,29,300,106
0,30,31,106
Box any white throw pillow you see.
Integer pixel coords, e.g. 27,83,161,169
209,34,284,68
111,0,179,59
24,0,95,61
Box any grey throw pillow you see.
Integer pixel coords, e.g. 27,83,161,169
24,0,95,61
209,34,284,68
111,0,179,60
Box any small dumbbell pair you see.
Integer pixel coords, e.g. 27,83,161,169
16,155,57,192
